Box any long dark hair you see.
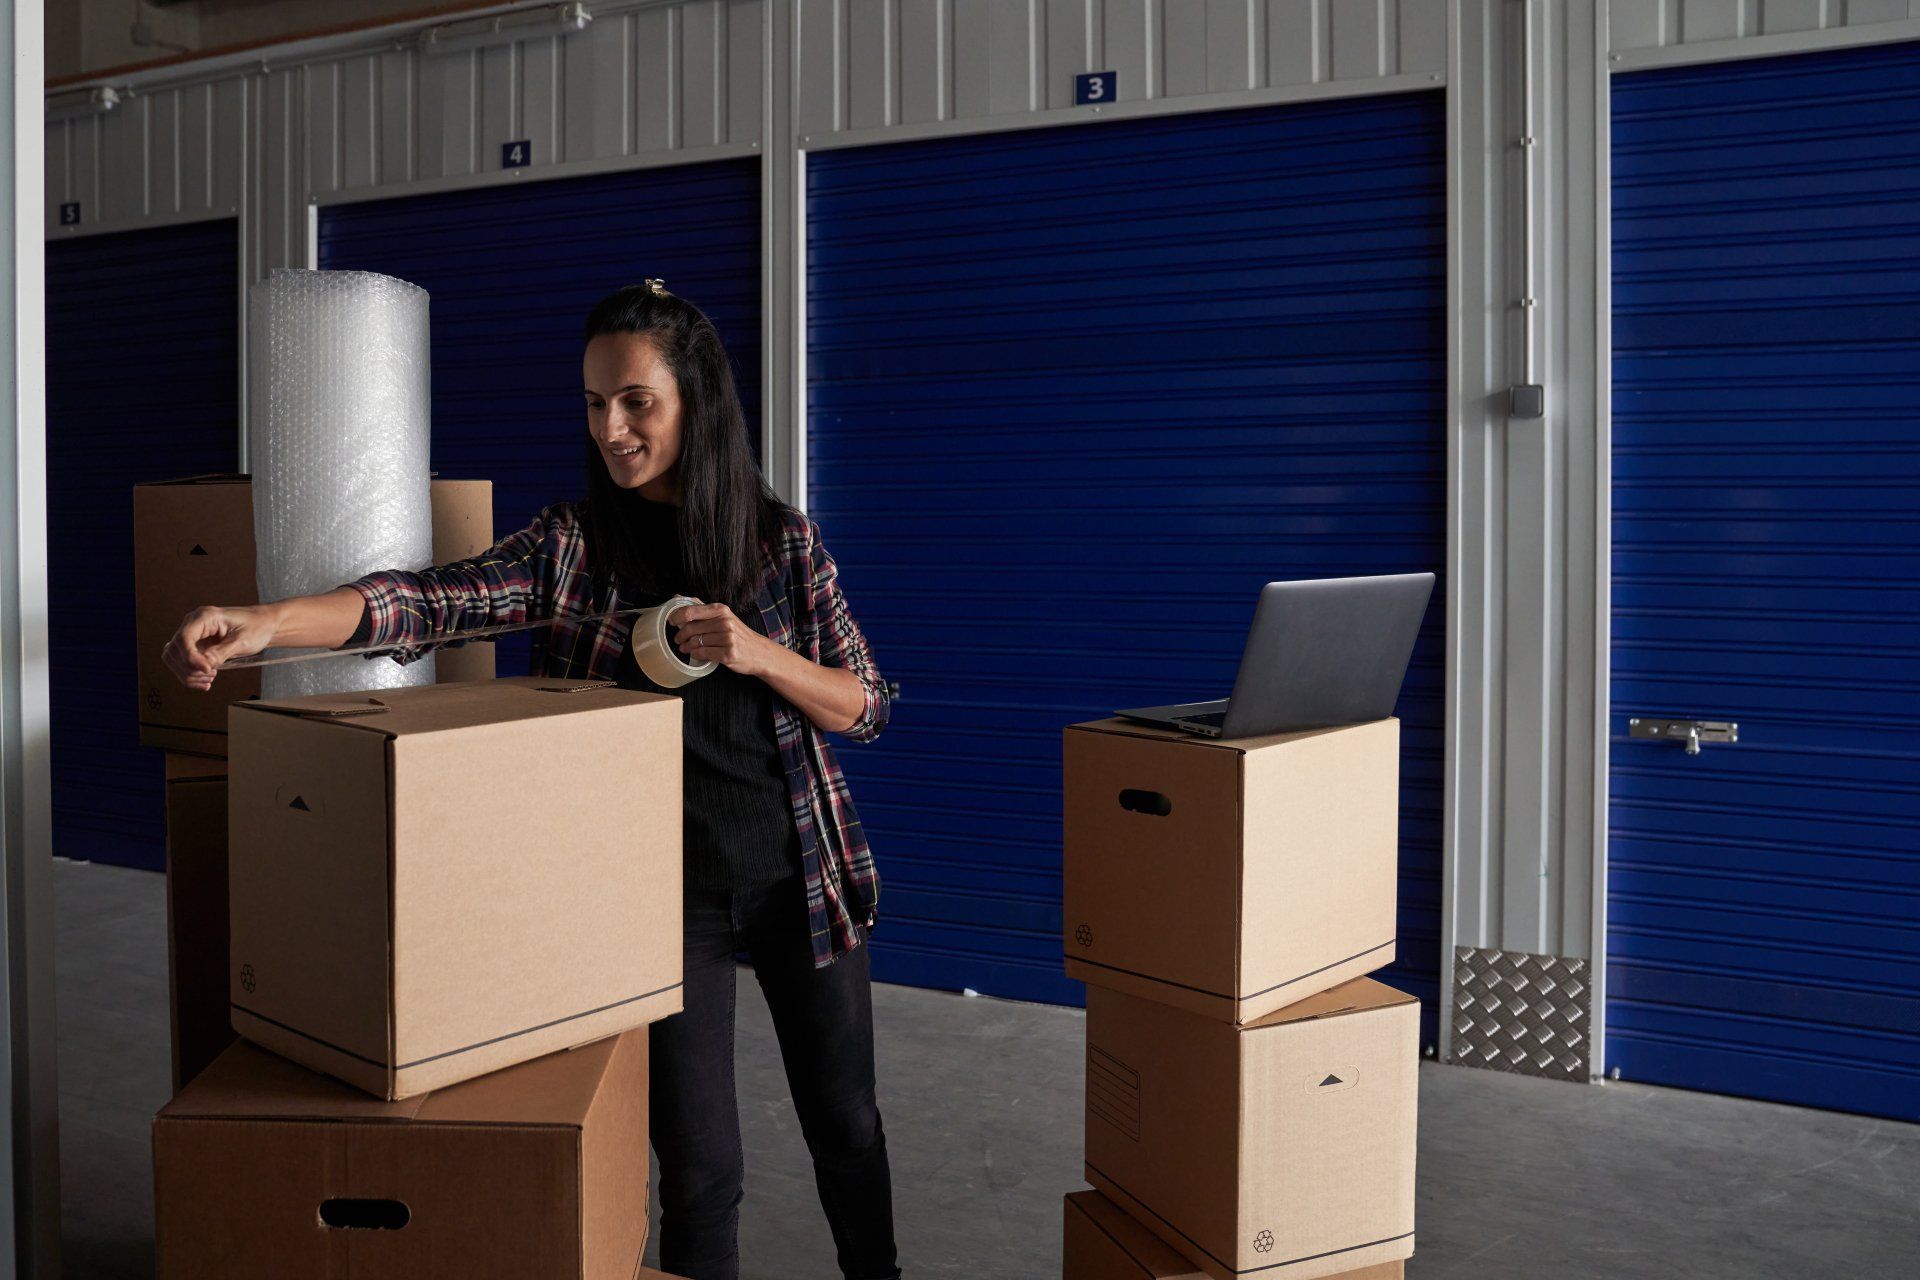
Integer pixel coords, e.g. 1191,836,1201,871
580,283,782,611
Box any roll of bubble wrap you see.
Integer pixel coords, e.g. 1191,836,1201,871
249,268,436,698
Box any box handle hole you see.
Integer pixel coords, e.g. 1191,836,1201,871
1117,789,1172,816
319,1198,411,1231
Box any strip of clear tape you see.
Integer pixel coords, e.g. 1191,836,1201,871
225,608,649,670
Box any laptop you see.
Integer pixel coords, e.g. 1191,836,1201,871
1115,572,1435,738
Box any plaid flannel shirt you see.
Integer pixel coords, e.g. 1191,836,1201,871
344,500,890,968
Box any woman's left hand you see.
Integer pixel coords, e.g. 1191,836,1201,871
669,602,777,677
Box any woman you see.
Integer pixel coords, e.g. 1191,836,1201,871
162,280,902,1280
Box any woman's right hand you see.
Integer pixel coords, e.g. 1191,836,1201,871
162,604,280,691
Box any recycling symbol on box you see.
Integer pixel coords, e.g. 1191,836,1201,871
239,963,257,995
1253,1230,1275,1254
146,687,162,711
1074,924,1094,948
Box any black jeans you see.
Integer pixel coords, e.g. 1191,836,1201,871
650,874,901,1280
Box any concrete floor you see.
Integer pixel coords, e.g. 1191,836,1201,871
52,858,1920,1279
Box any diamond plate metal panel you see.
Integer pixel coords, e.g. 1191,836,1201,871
1450,947,1592,1082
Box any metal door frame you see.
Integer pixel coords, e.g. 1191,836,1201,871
5,0,62,1270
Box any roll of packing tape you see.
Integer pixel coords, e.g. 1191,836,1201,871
631,594,716,689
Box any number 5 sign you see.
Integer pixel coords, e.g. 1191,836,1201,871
1075,71,1117,106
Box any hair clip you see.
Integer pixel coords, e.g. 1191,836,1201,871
644,278,669,297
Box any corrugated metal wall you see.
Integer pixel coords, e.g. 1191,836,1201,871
44,77,246,228
1443,0,1608,1015
1611,0,1917,52
46,3,764,251
45,219,239,870
805,92,1447,1030
330,2,765,173
44,0,1467,238
794,0,1446,134
1607,39,1920,1121
94,0,1896,212
46,1,1457,259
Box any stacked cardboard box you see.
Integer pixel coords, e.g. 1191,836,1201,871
155,1033,657,1277
137,474,499,1090
223,678,686,1097
135,475,689,1276
1063,1191,1405,1280
162,752,234,1087
1060,717,1418,1280
151,677,689,1277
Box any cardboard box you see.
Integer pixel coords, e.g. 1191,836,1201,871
134,474,498,756
154,1032,649,1279
1063,717,1399,1023
1064,1191,1405,1280
1065,1188,1208,1279
1083,978,1418,1280
228,677,684,1099
165,752,237,1090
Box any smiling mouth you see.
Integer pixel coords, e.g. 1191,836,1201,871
610,445,642,458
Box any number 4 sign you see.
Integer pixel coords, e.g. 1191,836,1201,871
502,139,532,169
1075,71,1117,106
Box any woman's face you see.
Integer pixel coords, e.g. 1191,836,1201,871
584,332,683,500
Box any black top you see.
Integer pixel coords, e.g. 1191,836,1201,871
343,497,801,893
606,499,800,892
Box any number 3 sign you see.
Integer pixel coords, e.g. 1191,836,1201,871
1075,71,1117,106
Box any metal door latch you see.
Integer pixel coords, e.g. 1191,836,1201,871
1629,718,1738,756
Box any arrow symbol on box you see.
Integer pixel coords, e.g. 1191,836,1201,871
189,544,209,556
1319,1074,1344,1087
288,796,310,811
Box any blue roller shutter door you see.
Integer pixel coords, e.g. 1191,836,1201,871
45,219,240,870
806,93,1448,1028
1609,41,1920,1119
317,160,760,672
